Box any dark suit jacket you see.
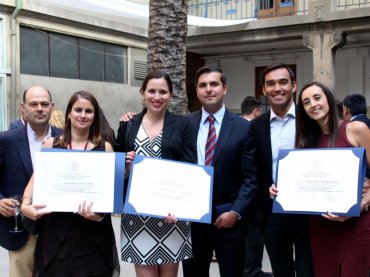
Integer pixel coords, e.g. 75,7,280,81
352,115,370,177
188,109,258,220
0,125,62,251
115,108,197,164
8,118,25,130
352,114,370,129
250,111,274,227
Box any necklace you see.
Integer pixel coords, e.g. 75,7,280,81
68,141,89,150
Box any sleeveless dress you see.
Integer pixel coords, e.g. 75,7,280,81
121,124,192,265
33,137,119,277
310,121,370,277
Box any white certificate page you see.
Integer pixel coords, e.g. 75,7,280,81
275,149,361,215
33,151,116,212
125,156,213,223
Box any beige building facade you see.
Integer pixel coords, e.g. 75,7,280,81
0,0,370,129
187,0,370,113
0,0,148,131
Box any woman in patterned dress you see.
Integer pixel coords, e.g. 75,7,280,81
116,71,197,277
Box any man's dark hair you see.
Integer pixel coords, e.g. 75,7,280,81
343,94,368,115
195,66,226,86
261,63,295,85
336,100,343,120
241,96,261,115
23,88,52,102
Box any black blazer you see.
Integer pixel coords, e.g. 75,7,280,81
115,109,197,164
9,118,25,130
250,111,274,227
188,109,258,219
353,114,370,129
0,125,62,250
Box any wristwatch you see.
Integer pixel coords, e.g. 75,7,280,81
361,200,368,212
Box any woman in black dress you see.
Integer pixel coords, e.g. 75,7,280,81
21,91,119,276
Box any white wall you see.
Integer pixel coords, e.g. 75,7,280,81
205,51,314,113
335,47,370,103
20,75,143,132
203,46,370,113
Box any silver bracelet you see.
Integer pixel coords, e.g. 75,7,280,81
96,214,105,222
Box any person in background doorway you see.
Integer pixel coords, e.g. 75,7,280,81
336,100,344,125
240,96,272,277
343,94,370,128
241,96,262,121
49,109,65,129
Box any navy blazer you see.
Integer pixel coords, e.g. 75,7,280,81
9,119,25,130
353,114,370,129
115,109,197,164
250,111,274,227
0,125,62,251
188,109,258,219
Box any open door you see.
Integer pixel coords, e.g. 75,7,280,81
258,0,296,19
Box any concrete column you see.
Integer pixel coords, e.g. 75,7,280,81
302,0,346,91
303,27,346,90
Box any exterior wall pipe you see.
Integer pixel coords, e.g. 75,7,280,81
10,0,22,122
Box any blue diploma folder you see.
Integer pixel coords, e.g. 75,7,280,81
41,148,125,213
273,147,366,217
124,155,214,223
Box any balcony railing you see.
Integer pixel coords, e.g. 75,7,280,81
187,0,370,20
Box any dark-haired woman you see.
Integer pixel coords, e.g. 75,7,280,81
21,91,119,276
272,82,370,276
116,71,197,277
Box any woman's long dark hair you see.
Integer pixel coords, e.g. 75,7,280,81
295,82,338,149
59,91,103,147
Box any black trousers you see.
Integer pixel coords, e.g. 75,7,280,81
183,221,248,277
244,226,265,277
262,213,314,277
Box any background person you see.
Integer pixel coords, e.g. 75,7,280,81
0,86,61,277
21,91,119,276
241,96,262,121
115,71,197,277
292,81,370,277
49,109,65,129
343,93,370,128
239,96,271,277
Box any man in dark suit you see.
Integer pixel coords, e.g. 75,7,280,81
250,63,314,277
0,86,62,277
8,117,26,130
182,66,258,277
343,94,370,128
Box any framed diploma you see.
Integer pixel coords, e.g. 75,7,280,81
124,155,214,223
273,147,366,216
33,148,126,213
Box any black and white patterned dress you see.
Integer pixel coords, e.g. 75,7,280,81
121,124,192,265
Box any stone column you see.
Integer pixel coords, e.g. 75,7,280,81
303,1,347,91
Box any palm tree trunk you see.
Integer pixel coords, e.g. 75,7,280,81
148,0,188,114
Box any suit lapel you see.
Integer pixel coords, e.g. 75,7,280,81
261,112,273,181
15,128,33,179
161,111,176,152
